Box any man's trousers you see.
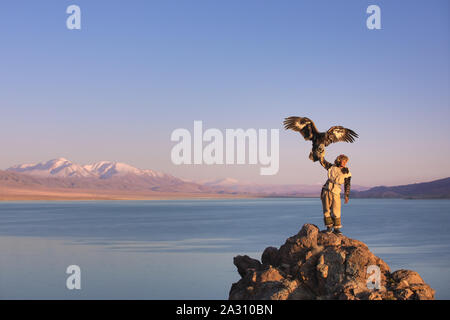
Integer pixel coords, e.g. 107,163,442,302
320,188,342,229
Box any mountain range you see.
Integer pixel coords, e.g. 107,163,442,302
8,158,169,179
3,158,369,196
3,158,211,194
1,158,449,200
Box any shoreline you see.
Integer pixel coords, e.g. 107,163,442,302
0,188,261,202
1,187,448,202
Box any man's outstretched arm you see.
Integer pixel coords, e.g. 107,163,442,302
319,157,333,170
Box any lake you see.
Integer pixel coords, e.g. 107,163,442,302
0,198,449,299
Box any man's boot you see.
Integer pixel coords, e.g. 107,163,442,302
333,217,342,234
324,216,333,233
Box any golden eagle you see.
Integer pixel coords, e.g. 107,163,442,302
283,116,358,162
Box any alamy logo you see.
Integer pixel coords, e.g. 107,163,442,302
66,265,81,290
170,121,279,175
66,5,81,30
366,5,381,30
366,265,381,290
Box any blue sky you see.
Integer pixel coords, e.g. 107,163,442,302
0,0,449,186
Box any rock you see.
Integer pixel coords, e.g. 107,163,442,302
261,247,280,266
229,224,435,300
389,270,435,300
233,255,262,277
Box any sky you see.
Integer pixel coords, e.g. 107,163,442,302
0,0,449,187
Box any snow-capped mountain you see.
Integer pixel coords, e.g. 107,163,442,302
83,161,167,179
7,158,169,179
8,158,94,178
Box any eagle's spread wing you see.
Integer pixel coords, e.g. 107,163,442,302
283,116,319,141
325,126,358,146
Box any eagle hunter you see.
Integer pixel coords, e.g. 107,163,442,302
283,117,359,162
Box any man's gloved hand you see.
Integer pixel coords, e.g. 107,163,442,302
345,196,349,204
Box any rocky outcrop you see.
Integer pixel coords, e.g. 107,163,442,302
229,224,435,300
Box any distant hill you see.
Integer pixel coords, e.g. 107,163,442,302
197,178,370,196
351,177,450,199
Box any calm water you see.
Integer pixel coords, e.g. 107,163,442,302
0,198,449,299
